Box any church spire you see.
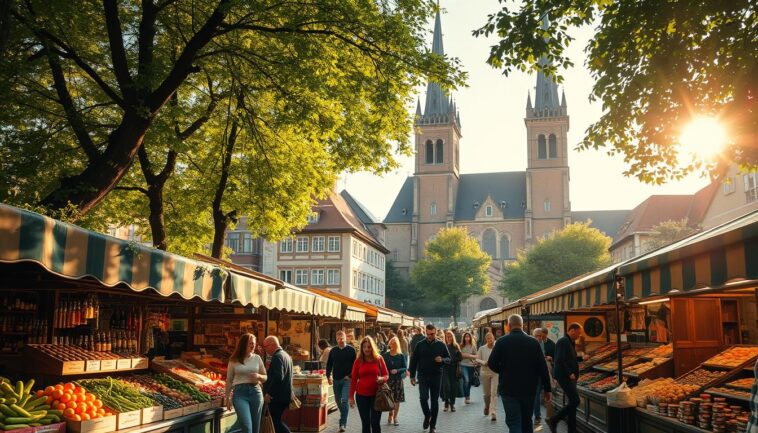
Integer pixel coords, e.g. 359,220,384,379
528,14,563,118
417,7,460,129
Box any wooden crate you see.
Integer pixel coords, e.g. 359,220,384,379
299,406,327,432
66,415,117,433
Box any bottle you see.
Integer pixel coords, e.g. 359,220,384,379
80,300,86,324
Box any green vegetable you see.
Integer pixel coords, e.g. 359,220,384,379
23,380,34,395
3,425,31,431
0,405,14,418
25,396,47,410
10,404,31,418
14,382,22,398
4,417,37,424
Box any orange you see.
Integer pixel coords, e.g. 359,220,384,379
52,389,64,399
66,401,77,409
74,406,83,415
85,393,95,402
63,383,75,391
97,408,105,415
35,390,44,397
92,400,103,408
60,393,71,403
78,402,88,412
74,386,86,395
54,384,64,391
51,400,60,408
63,408,75,417
80,413,90,421
45,396,54,404
44,386,55,394
70,393,80,402
55,403,66,411
71,414,82,422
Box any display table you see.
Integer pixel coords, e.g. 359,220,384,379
122,408,222,433
553,385,634,433
634,407,711,433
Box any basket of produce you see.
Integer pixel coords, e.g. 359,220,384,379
702,346,758,369
150,359,215,385
0,377,67,430
120,375,191,420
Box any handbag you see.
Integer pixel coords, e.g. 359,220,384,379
471,366,481,387
289,393,301,410
261,405,275,433
373,358,395,412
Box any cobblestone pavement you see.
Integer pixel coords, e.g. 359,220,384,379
323,378,568,433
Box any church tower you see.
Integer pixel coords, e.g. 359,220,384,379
411,9,461,261
524,15,571,243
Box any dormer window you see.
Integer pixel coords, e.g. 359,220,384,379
473,201,480,209
500,201,507,208
307,211,319,224
485,206,493,217
401,208,407,215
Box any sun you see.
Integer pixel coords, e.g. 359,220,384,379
678,116,727,161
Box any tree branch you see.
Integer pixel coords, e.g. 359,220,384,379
115,185,148,195
103,0,136,103
137,0,158,101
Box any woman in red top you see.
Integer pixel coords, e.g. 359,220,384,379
349,336,389,433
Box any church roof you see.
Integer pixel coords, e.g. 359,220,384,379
384,177,414,223
455,172,527,220
527,15,566,119
571,210,632,238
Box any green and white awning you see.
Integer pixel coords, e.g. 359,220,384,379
229,272,275,308
0,204,227,301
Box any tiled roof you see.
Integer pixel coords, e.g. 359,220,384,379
340,190,381,225
454,172,527,220
611,194,700,246
384,177,414,223
572,210,631,238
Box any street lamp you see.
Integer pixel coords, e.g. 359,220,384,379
613,273,626,433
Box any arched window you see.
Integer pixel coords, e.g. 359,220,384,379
482,228,497,258
430,202,437,216
500,235,510,259
425,140,434,164
538,135,547,159
548,134,557,158
435,139,444,164
480,297,497,311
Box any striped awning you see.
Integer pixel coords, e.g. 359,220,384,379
269,285,317,315
617,210,757,298
230,273,275,308
345,307,366,322
0,204,226,301
402,316,414,327
376,311,394,324
313,294,342,318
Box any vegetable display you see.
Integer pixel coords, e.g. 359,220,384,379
37,382,111,423
197,383,225,400
121,375,196,406
153,374,211,403
0,376,66,430
77,378,155,413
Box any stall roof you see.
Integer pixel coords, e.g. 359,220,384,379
0,204,227,302
307,288,375,318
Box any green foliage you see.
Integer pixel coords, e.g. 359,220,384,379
498,222,612,299
411,227,491,322
385,260,449,317
645,218,699,252
476,1,757,183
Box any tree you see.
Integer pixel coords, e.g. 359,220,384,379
476,1,757,183
411,227,491,325
645,218,699,252
385,260,449,318
499,222,612,299
0,1,464,219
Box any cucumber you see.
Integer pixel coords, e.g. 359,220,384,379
28,410,47,417
10,404,31,418
24,396,47,410
47,410,63,417
0,383,14,396
17,395,29,408
4,399,15,406
22,380,34,396
0,406,14,418
43,414,59,422
4,425,31,431
36,405,50,411
4,417,35,424
30,423,42,427
14,382,23,398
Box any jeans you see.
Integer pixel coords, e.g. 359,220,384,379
268,401,291,433
232,384,263,433
460,365,474,398
356,394,381,433
502,394,537,433
333,378,351,426
533,377,542,420
554,378,580,433
418,375,442,428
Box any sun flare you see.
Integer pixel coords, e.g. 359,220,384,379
678,116,727,161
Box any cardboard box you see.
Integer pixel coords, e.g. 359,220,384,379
85,360,101,372
211,398,223,408
116,358,132,370
182,403,199,416
132,357,148,369
197,401,212,411
115,408,142,430
163,408,183,420
66,414,117,433
100,359,117,371
141,405,164,424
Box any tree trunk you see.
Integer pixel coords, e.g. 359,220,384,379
41,112,150,217
210,97,242,258
146,185,167,250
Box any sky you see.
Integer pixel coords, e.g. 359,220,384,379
341,0,710,220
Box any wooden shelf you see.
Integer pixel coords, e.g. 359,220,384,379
704,388,750,402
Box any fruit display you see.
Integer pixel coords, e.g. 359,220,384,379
121,375,196,407
153,374,211,403
724,378,753,390
78,377,156,413
624,358,670,375
27,344,120,361
152,359,215,385
676,368,726,388
706,387,751,400
588,376,620,393
197,383,225,400
644,344,673,358
200,368,223,381
596,356,639,370
0,376,64,429
37,381,112,422
703,346,758,368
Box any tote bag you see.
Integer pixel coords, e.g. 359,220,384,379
373,358,395,412
261,405,275,433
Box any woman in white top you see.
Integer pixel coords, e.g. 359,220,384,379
459,332,478,404
226,333,268,433
476,332,498,422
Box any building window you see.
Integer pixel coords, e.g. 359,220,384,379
744,173,757,203
306,212,319,224
312,236,325,252
311,269,324,285
500,235,510,259
296,236,309,253
327,269,340,285
430,202,437,216
425,140,434,164
544,199,551,213
327,236,341,252
723,177,736,195
393,249,399,261
538,134,547,159
226,232,240,253
294,269,308,285
279,270,292,283
548,134,557,158
485,205,493,217
352,270,358,288
280,238,293,253
482,228,497,258
435,139,444,164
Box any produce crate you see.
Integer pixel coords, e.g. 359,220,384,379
300,405,327,432
282,407,301,429
182,403,199,416
111,408,142,430
5,422,66,433
141,405,164,424
211,398,224,408
66,414,117,433
198,401,213,411
163,407,183,420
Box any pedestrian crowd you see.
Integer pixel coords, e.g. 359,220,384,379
223,316,597,433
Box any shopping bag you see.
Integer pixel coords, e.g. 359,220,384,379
373,383,395,412
606,382,636,408
261,405,276,433
289,393,301,410
471,367,481,387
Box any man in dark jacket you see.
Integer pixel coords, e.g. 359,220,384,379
547,323,589,433
326,331,356,432
263,336,293,433
542,329,557,361
488,315,551,433
409,324,451,433
409,327,425,356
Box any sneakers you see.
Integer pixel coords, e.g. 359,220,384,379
423,415,430,430
339,425,346,432
465,398,470,404
394,419,400,426
450,405,456,412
